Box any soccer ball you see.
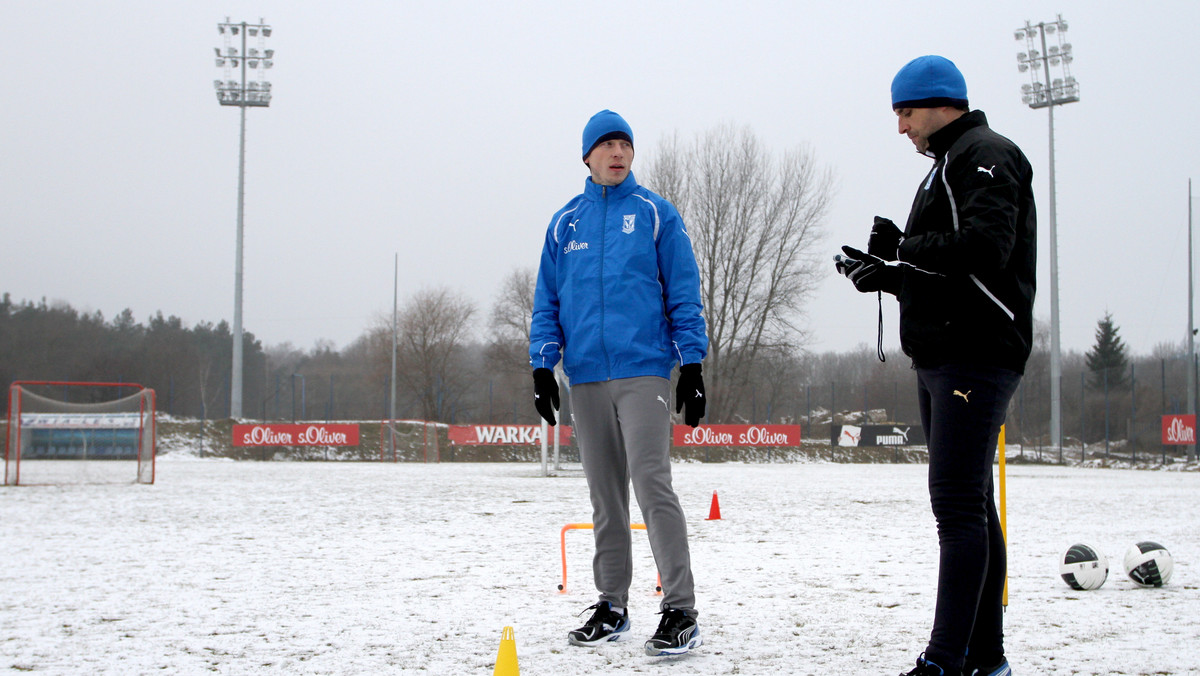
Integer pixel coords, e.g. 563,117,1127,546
1124,541,1173,587
1059,543,1109,590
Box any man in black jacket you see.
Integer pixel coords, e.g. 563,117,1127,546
836,55,1035,676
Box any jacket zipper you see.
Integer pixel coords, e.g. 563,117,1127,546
600,185,611,379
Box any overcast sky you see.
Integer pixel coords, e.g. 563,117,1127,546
3,1,1198,361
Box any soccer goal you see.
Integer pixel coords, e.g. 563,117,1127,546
379,420,440,462
4,381,157,486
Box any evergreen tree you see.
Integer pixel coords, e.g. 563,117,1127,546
1084,312,1129,389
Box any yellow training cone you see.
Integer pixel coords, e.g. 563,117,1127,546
493,626,519,676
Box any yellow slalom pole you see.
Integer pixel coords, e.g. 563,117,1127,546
998,424,1008,608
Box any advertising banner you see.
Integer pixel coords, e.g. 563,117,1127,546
672,424,800,447
832,424,925,447
447,425,574,445
232,424,360,447
21,413,140,428
1161,415,1196,445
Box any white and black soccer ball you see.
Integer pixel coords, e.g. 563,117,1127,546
1060,543,1109,590
1124,541,1173,587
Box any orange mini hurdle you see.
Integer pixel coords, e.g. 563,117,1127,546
558,522,662,594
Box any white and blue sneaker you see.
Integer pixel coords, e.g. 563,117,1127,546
644,608,702,656
568,602,630,646
965,656,1011,676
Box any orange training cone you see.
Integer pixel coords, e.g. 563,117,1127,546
706,491,722,520
493,626,519,676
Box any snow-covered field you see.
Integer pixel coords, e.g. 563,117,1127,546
1,459,1196,675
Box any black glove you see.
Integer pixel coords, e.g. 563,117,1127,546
836,246,900,294
867,216,902,261
675,363,706,427
532,368,559,426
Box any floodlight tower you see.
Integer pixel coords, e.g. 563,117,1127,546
1015,15,1078,452
214,17,274,419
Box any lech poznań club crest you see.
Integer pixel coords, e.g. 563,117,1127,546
622,214,636,234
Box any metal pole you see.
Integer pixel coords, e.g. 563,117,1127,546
1130,363,1136,463
230,23,248,419
1042,22,1062,452
1080,370,1085,460
1188,179,1195,461
1059,375,1064,465
390,253,398,456
1104,368,1109,460
553,418,561,471
540,418,548,476
1019,384,1025,458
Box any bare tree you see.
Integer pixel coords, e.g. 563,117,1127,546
485,267,536,376
476,267,539,423
643,123,835,422
395,286,477,421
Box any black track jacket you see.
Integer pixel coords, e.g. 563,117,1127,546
894,110,1036,374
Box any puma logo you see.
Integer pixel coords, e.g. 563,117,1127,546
694,390,704,398
656,395,670,411
977,165,996,178
953,390,971,403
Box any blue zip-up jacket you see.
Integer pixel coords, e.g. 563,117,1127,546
529,172,707,385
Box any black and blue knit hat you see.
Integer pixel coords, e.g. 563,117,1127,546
581,110,633,161
891,55,968,110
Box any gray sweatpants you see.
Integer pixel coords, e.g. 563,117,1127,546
569,376,696,614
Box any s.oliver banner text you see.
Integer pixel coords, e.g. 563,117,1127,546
233,424,360,447
673,424,800,446
449,425,574,445
1161,415,1196,445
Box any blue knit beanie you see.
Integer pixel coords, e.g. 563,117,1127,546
891,55,968,110
581,110,633,161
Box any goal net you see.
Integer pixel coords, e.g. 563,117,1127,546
379,420,440,462
4,382,156,486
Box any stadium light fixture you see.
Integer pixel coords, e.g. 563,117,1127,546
214,16,274,419
1014,14,1078,454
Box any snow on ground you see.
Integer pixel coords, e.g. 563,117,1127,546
1,460,1196,675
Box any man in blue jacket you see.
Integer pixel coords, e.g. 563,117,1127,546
837,56,1033,676
530,109,707,657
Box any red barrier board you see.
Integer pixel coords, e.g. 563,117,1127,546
448,424,574,445
1161,415,1196,445
673,424,801,446
232,424,360,447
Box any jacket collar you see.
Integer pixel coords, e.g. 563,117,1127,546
584,171,638,201
925,109,988,159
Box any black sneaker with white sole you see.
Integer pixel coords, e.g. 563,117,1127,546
567,602,630,646
643,607,702,656
900,653,950,675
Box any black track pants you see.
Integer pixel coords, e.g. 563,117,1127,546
916,364,1021,671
